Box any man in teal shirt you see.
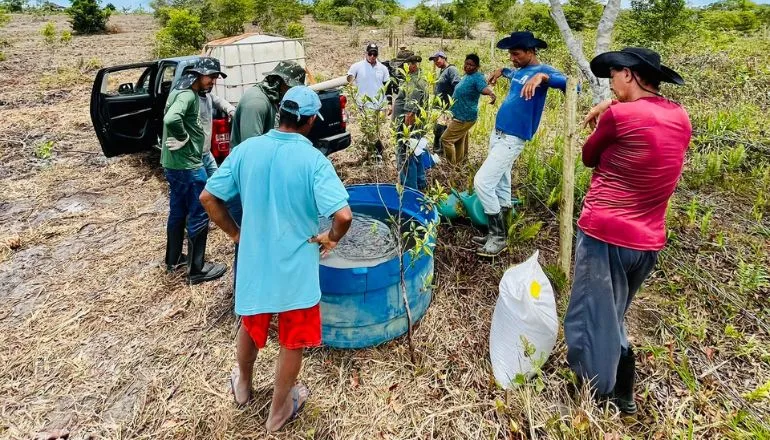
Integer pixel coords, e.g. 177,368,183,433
162,57,227,284
200,86,352,431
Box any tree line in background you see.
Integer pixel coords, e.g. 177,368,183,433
2,0,768,58
1,0,114,33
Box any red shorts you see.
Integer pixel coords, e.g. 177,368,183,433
241,303,322,350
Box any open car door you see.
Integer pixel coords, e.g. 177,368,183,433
90,62,159,157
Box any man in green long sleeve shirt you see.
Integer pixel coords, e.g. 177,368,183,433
162,57,227,285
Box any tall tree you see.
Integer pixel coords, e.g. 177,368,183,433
548,0,621,102
453,0,485,38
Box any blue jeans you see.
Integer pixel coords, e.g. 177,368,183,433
227,196,243,291
165,167,209,237
203,151,218,177
396,123,426,191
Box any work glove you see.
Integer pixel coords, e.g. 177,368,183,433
166,134,189,151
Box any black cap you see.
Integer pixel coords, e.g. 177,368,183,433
366,43,379,53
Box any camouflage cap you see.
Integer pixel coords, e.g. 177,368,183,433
175,57,227,90
263,60,306,87
188,57,227,78
396,49,414,60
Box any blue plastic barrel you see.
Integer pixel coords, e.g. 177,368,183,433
319,184,438,349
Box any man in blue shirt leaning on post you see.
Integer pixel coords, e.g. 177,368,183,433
199,86,353,432
473,31,567,257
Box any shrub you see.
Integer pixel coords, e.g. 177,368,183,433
284,21,305,38
0,8,9,27
150,0,214,28
701,9,760,32
41,21,57,45
311,0,336,22
414,5,449,38
68,0,111,34
336,6,358,25
60,29,72,44
311,0,399,26
212,0,253,37
253,0,303,33
452,0,486,39
492,0,559,38
154,7,206,58
563,0,603,31
2,0,25,12
616,0,694,46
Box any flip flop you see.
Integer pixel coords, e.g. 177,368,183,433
275,383,310,431
229,369,253,408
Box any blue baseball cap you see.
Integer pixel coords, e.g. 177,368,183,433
279,85,324,121
429,51,447,61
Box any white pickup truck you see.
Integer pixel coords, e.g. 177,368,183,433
90,34,351,161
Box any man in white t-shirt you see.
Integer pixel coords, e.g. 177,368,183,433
347,43,390,159
347,43,390,109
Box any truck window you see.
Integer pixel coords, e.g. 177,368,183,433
101,66,152,97
158,63,176,95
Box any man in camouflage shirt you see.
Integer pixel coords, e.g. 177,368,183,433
392,55,428,190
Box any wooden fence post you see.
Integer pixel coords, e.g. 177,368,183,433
559,76,579,280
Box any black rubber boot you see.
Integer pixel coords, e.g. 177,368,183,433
472,207,511,245
187,227,227,285
477,212,507,257
613,347,638,414
433,123,447,155
165,222,187,272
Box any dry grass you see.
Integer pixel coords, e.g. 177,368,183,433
1,13,769,440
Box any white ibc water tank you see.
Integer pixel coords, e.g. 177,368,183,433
203,34,307,105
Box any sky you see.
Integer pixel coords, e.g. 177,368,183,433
45,0,770,11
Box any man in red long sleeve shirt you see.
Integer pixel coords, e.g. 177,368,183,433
564,48,692,414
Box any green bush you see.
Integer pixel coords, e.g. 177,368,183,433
0,8,9,27
154,7,206,58
616,0,694,47
452,0,486,39
311,0,399,26
492,1,559,38
311,0,336,22
60,29,72,44
41,21,57,44
563,0,603,31
414,5,449,38
701,9,760,32
253,0,303,33
68,0,112,34
2,0,25,12
150,0,214,28
212,0,253,37
284,21,304,38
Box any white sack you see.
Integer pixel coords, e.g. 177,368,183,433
489,250,558,388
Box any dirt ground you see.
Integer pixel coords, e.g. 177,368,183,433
1,13,768,440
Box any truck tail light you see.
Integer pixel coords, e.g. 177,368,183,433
339,94,348,131
211,118,231,163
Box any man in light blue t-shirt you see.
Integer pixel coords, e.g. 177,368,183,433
199,86,352,432
473,31,567,257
